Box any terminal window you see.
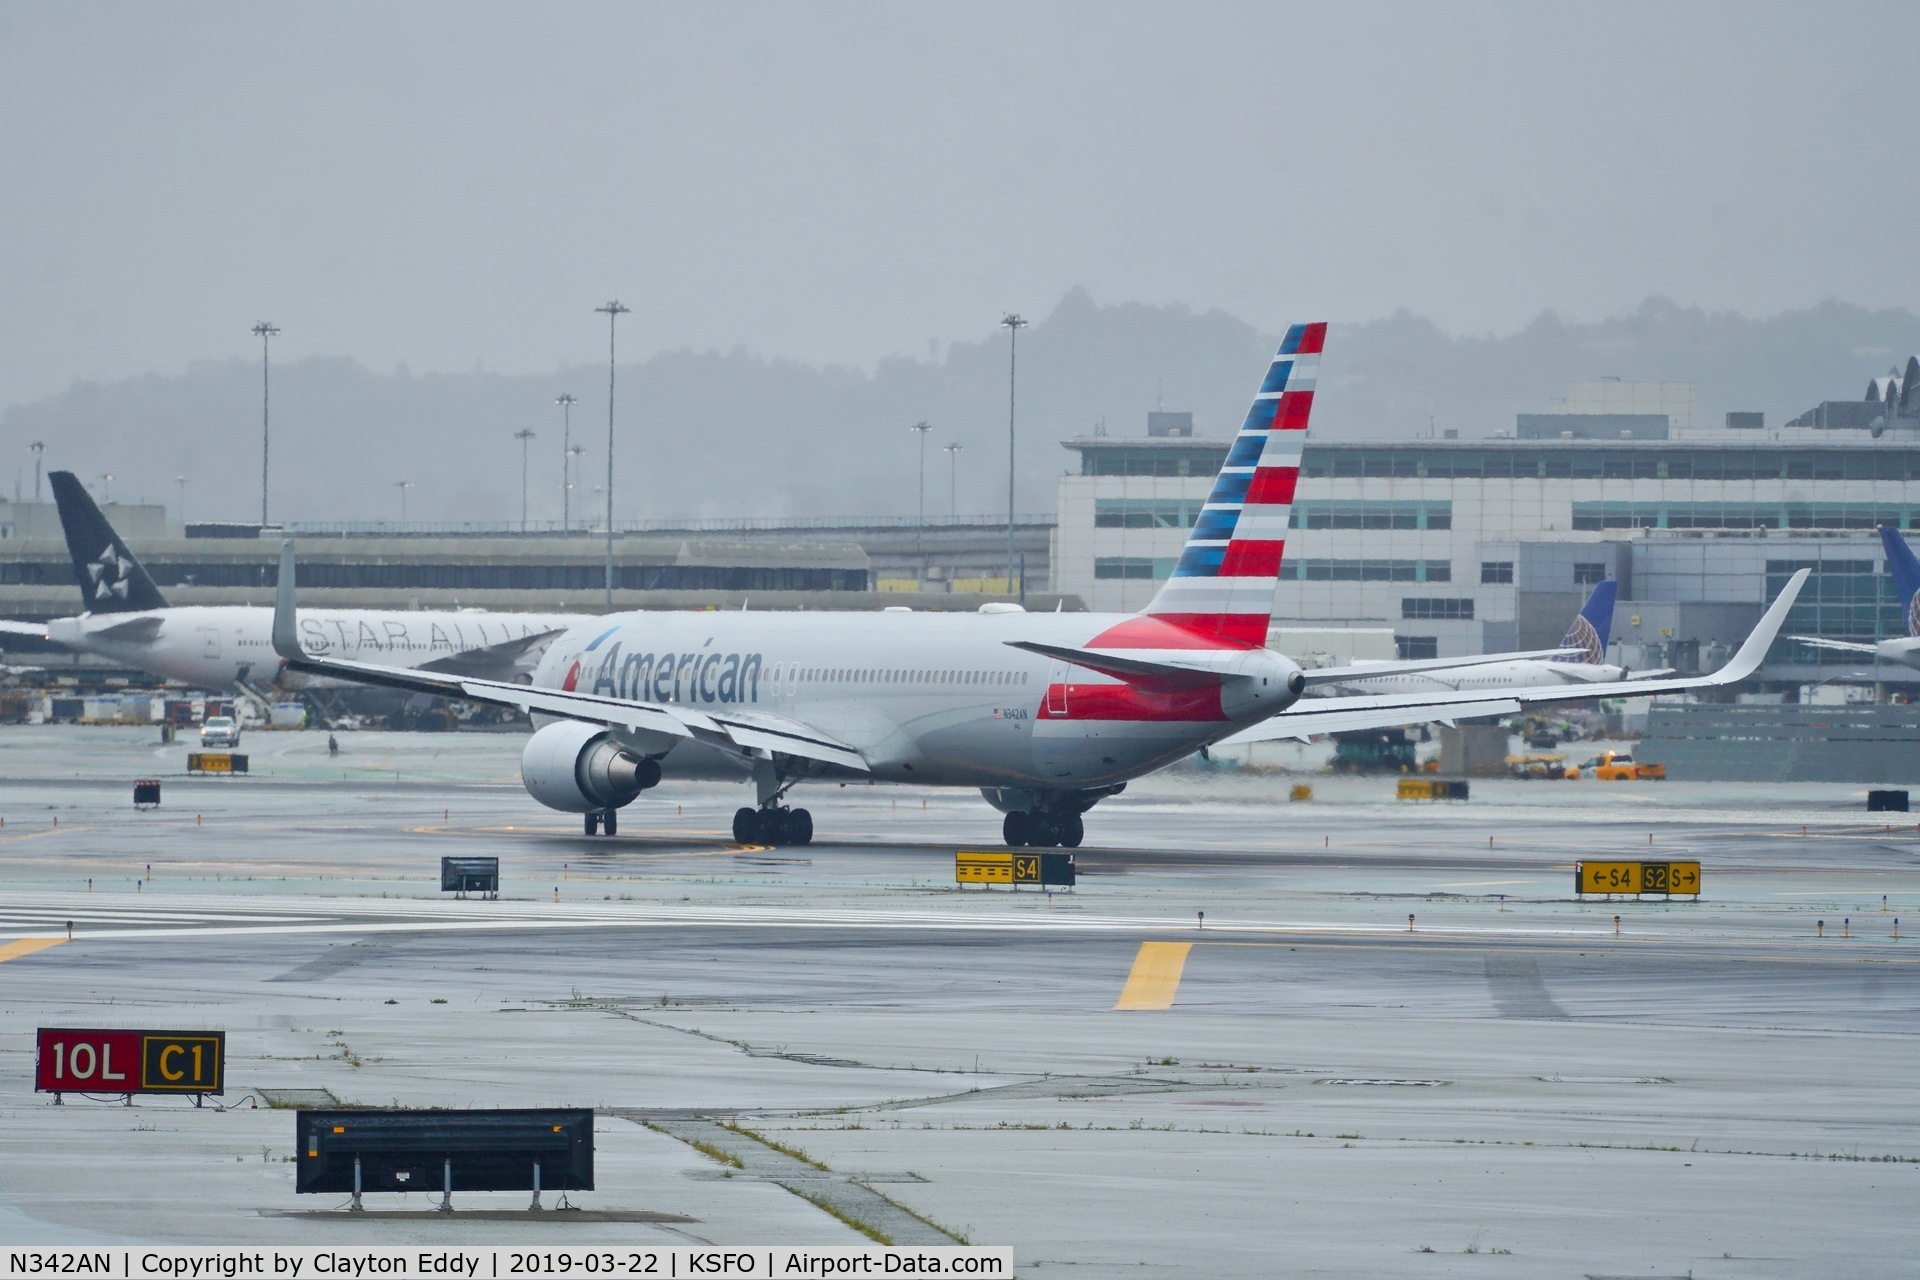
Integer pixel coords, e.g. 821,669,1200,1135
1284,559,1451,583
1573,562,1609,584
1480,561,1513,584
1290,501,1452,531
1766,559,1900,642
1093,557,1173,580
1402,598,1475,620
1396,636,1439,660
1094,498,1204,529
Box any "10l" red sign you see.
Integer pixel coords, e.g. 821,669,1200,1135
35,1028,225,1095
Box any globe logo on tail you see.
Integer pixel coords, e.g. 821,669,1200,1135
1560,615,1604,665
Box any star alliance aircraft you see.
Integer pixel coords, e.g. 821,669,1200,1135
0,470,572,695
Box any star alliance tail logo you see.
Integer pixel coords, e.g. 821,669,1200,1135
1560,616,1604,664
88,543,134,602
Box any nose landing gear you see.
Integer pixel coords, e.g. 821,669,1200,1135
733,806,813,847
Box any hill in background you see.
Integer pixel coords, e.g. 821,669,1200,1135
6,291,1917,524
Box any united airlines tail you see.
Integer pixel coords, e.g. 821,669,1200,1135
1139,321,1323,646
1560,579,1617,664
48,470,169,614
1879,525,1920,638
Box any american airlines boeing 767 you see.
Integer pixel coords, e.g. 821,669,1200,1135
268,323,1807,847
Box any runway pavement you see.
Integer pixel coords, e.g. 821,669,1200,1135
1,726,1916,1275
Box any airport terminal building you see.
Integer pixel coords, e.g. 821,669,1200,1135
1052,397,1920,685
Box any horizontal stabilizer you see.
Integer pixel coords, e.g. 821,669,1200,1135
1003,639,1228,686
0,620,50,639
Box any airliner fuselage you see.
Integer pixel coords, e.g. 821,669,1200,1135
533,608,1303,791
47,605,572,690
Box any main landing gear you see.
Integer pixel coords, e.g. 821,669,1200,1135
1003,809,1084,849
734,806,813,847
584,808,620,836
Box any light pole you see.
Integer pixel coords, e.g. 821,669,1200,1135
1001,313,1027,595
176,475,188,526
595,301,630,611
252,321,280,525
29,441,45,501
943,442,963,517
514,428,536,532
566,445,585,528
396,480,413,522
99,473,114,503
555,393,578,532
909,421,932,580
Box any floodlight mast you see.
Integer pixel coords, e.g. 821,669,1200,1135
1001,313,1026,597
252,322,280,525
909,421,933,580
943,442,963,517
555,394,578,532
595,301,630,612
514,428,537,532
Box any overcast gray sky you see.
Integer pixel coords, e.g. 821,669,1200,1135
2,1,1915,407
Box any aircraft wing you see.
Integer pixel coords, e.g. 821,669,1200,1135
1296,647,1584,688
88,615,165,644
416,627,568,681
269,542,868,772
1788,636,1879,656
1241,698,1524,742
1222,569,1807,746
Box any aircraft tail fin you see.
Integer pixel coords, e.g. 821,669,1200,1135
1136,322,1324,647
1560,579,1617,664
48,470,169,613
1879,525,1920,637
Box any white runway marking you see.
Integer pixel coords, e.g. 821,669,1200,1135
0,887,1712,945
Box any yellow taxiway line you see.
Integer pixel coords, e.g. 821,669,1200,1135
0,938,67,963
1113,941,1193,1010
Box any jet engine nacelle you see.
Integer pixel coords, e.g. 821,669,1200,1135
520,719,662,813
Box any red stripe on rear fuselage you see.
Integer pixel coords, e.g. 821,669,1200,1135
1087,615,1257,651
1134,613,1270,647
1044,682,1226,722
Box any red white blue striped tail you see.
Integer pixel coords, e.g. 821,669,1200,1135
1137,321,1323,647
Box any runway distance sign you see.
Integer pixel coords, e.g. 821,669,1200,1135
34,1028,225,1095
1574,861,1702,897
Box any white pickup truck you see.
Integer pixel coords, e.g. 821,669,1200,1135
198,715,241,749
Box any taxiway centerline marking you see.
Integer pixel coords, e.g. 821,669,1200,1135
1113,941,1193,1010
0,937,67,963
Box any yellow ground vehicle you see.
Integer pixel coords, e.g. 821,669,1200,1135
1567,749,1666,781
1505,753,1568,779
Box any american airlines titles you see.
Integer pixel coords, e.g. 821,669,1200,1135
580,642,762,705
